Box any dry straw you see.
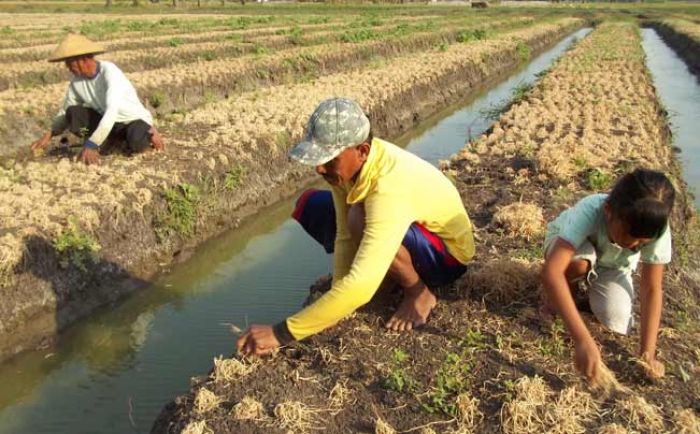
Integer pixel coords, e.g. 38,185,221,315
375,417,397,434
231,396,265,421
181,420,213,434
193,388,221,415
274,401,321,432
614,395,665,433
500,376,551,434
455,393,482,430
212,356,257,382
543,386,599,434
673,409,700,434
464,258,540,302
492,202,545,240
328,381,354,410
597,423,628,434
591,361,630,398
0,233,24,277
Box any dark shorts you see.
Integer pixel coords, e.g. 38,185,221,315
292,189,467,288
64,105,151,154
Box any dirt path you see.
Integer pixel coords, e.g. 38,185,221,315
151,22,700,434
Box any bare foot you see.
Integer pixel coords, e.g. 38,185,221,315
386,285,437,332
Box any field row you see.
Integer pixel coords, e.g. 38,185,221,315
659,17,700,41
471,21,670,181
0,14,438,61
0,16,537,153
157,22,697,434
0,15,499,89
0,17,582,281
0,13,348,49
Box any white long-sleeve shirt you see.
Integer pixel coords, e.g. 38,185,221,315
51,60,153,146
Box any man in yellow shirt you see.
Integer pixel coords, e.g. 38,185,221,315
237,98,475,356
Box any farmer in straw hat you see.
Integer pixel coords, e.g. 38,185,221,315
30,33,164,165
237,97,475,356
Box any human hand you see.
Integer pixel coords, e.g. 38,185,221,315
236,324,280,357
639,352,665,380
31,131,52,152
574,337,602,384
149,126,165,151
78,146,100,165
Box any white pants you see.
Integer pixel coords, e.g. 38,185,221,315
551,240,634,335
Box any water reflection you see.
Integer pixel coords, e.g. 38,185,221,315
641,28,700,206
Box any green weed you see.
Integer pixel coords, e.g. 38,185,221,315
481,81,532,121
422,328,487,415
167,37,182,47
422,351,473,415
460,329,487,350
227,16,251,30
79,19,121,38
456,28,486,43
275,130,292,149
158,183,200,240
149,90,167,109
382,348,416,393
286,26,305,45
255,68,271,80
516,42,532,63
1,26,14,36
512,244,544,261
53,217,101,272
252,44,269,55
586,168,613,191
125,20,151,31
307,16,330,25
435,42,449,52
200,51,217,61
224,165,246,190
340,28,375,43
202,90,217,105
502,378,516,402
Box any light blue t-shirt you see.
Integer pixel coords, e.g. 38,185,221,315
544,194,672,273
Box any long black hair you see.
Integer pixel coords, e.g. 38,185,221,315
607,168,675,239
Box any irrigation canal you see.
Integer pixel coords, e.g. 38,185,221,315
14,26,697,434
641,28,700,207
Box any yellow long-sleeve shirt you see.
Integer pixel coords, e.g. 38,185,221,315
285,138,474,340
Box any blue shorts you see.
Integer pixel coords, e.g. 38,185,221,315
292,189,467,288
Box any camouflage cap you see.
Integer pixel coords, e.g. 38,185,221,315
289,97,371,166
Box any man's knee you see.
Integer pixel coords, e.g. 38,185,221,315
125,120,151,153
589,277,633,335
347,203,365,243
65,105,97,136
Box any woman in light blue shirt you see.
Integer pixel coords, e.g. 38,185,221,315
540,168,675,385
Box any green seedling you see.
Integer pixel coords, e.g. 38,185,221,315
586,168,613,191
157,183,200,240
53,217,101,272
224,165,246,191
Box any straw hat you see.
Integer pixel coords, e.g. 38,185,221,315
48,33,106,63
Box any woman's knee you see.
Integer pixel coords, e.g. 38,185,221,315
589,277,633,335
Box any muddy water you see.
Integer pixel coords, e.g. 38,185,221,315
641,28,700,207
0,28,590,434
